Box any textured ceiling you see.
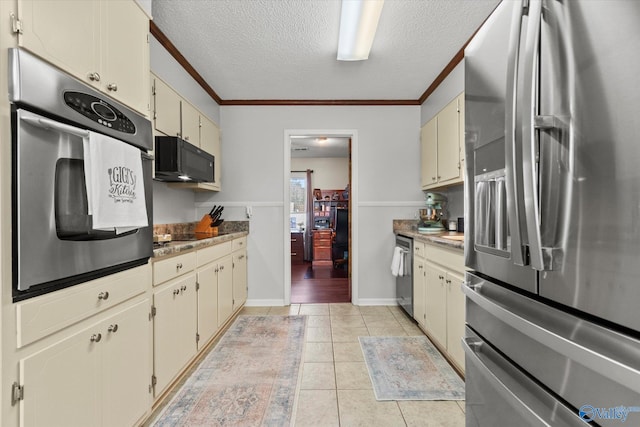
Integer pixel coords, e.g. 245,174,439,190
151,0,500,101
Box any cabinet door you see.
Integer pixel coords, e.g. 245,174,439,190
217,255,234,326
20,322,100,427
102,0,150,114
233,249,248,311
180,100,201,145
197,263,218,350
200,117,221,189
424,262,447,347
153,274,197,396
420,118,438,188
446,271,465,371
18,0,100,88
102,300,151,427
413,257,426,328
153,76,181,137
436,96,462,184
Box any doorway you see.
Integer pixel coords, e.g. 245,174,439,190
283,130,358,305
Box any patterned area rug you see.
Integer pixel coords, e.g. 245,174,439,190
360,336,465,401
153,315,306,426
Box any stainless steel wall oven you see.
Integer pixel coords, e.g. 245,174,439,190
9,48,153,301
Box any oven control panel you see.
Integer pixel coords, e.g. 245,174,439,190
63,91,136,134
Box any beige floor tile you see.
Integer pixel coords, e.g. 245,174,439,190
306,315,331,328
398,400,466,427
300,362,336,390
268,306,294,315
367,326,408,336
289,304,301,314
306,327,332,342
294,390,340,427
300,304,330,315
333,342,365,362
330,314,366,328
330,303,361,316
401,322,426,336
358,306,393,316
363,316,403,328
335,362,373,390
331,326,369,343
304,342,334,362
337,389,405,427
240,306,270,315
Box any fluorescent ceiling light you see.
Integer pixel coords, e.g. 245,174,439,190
337,0,384,61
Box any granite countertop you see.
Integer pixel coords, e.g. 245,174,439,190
393,219,464,251
152,231,248,259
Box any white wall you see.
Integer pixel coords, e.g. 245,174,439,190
291,157,349,190
195,105,424,305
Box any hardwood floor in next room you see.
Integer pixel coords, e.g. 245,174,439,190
291,262,350,304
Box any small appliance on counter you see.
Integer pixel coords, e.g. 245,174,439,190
418,193,447,234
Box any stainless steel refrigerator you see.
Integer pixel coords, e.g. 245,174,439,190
463,1,640,425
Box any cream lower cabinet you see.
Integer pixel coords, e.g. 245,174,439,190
217,255,234,327
153,273,198,397
232,238,248,312
412,241,465,372
19,300,150,427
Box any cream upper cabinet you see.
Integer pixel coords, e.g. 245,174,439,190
421,92,464,190
17,0,150,115
180,100,201,144
420,117,438,188
200,116,222,190
153,75,181,137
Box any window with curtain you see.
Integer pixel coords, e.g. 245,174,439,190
290,172,307,230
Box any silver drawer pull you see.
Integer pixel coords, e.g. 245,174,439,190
88,72,100,82
98,291,109,301
176,263,183,271
107,82,118,92
173,289,180,296
90,333,102,343
108,324,118,333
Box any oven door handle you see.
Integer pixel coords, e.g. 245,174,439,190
21,115,90,139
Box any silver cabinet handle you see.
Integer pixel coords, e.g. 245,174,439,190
108,324,118,333
291,252,297,256
173,289,180,296
239,255,245,260
181,285,187,292
176,263,183,271
220,265,224,270
90,333,102,343
88,72,101,82
107,83,118,92
98,291,109,301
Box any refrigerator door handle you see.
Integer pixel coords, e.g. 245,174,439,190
505,0,529,266
463,278,640,392
520,0,553,271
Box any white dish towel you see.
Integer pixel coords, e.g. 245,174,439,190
83,131,148,234
391,246,405,277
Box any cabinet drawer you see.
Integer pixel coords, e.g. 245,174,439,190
197,241,232,266
424,243,464,272
314,247,332,260
414,241,426,258
232,236,247,252
153,252,197,286
16,264,150,348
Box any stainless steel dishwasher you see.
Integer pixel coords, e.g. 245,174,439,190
395,234,413,317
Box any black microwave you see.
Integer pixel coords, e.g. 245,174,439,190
154,136,214,182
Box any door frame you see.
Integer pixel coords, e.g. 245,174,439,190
283,129,359,306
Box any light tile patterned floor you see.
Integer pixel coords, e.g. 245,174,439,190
242,303,466,427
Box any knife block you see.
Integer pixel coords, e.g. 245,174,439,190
194,214,219,238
